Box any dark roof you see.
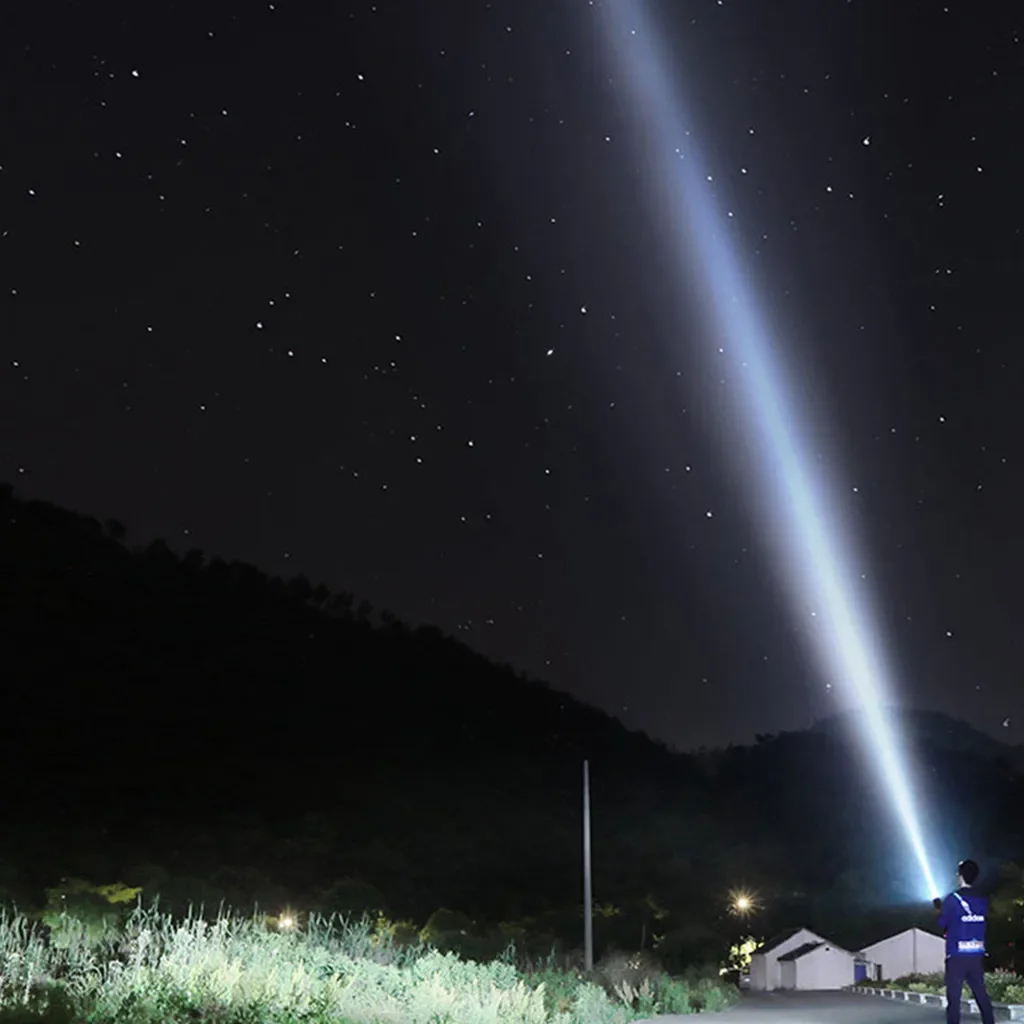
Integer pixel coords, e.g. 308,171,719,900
777,942,825,963
759,927,806,956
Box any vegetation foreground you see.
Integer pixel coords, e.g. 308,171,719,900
855,970,1024,1005
0,905,739,1023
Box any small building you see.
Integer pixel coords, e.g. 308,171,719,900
859,927,945,981
749,928,829,991
778,941,858,991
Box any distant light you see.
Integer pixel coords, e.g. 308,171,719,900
728,888,760,917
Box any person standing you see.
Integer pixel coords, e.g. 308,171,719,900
933,859,994,1024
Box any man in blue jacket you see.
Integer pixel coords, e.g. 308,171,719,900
933,859,994,1024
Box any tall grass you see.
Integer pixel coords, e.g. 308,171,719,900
0,905,738,1022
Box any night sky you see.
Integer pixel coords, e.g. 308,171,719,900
3,1,1022,751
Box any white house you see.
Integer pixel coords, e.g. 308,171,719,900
778,940,858,991
859,927,945,981
749,928,829,991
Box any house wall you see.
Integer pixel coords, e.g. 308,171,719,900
861,929,945,980
794,946,857,990
749,930,823,991
749,954,767,991
780,960,796,990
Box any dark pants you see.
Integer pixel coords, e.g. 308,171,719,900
945,955,994,1024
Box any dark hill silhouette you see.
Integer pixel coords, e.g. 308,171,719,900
0,481,702,922
813,707,1024,771
2,481,1023,959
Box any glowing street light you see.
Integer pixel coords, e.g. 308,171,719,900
728,889,760,917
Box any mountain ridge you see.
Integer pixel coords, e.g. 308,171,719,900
2,480,1022,930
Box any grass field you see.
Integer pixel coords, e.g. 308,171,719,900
0,905,740,1022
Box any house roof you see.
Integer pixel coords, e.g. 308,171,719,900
777,941,825,962
860,927,943,952
759,927,817,956
779,939,858,962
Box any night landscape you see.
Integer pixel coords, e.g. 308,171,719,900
3,2,1024,1022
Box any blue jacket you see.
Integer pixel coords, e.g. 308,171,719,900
937,887,988,958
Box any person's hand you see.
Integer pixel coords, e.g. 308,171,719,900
933,897,943,911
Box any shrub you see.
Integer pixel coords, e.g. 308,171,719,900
986,968,1023,1003
568,981,635,1024
524,962,583,1016
891,972,944,994
1004,984,1024,1004
0,904,739,1023
606,971,738,1016
612,978,659,1018
420,909,475,942
693,975,738,1012
594,949,663,993
653,976,693,1014
869,970,1024,1005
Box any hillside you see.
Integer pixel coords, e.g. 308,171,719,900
2,481,1023,964
813,708,1024,772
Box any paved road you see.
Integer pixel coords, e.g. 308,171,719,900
639,991,945,1023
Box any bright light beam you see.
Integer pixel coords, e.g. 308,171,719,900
591,2,939,900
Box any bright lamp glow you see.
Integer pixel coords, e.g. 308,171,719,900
591,3,939,901
728,889,759,917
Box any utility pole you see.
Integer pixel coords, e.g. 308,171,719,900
583,759,594,972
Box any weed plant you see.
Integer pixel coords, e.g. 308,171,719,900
0,905,738,1023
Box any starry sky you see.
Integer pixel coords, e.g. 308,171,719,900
3,1,1022,751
